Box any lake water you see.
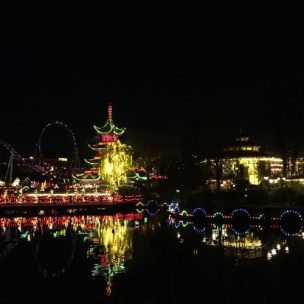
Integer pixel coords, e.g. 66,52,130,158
0,209,304,304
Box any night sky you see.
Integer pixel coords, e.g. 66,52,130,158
1,2,304,160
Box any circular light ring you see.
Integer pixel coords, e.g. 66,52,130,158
146,209,158,216
231,208,251,220
147,210,158,216
280,209,303,222
147,200,158,208
280,226,302,237
136,202,144,207
193,208,207,217
146,200,159,216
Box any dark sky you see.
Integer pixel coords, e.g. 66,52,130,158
1,2,304,158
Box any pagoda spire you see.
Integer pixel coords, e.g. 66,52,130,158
108,102,113,122
93,102,125,136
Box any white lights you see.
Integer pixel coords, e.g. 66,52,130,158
276,244,281,250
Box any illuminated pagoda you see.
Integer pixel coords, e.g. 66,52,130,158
73,103,133,187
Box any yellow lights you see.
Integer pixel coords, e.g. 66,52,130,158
206,227,266,260
219,156,284,186
224,145,261,152
95,216,133,276
58,157,68,162
74,104,132,187
276,244,281,250
241,147,252,151
267,242,288,261
98,217,132,258
271,248,277,255
222,236,262,249
98,140,132,186
236,136,249,142
238,157,259,185
214,134,304,187
285,178,304,184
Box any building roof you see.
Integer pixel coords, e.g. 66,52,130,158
222,135,262,157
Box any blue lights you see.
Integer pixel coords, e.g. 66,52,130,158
280,209,303,222
193,208,207,218
231,208,251,220
280,209,303,236
140,201,304,237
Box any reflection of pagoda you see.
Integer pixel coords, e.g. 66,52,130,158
73,103,133,187
91,216,134,296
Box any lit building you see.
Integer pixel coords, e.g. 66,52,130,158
203,134,284,188
73,103,133,187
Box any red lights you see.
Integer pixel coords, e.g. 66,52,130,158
101,134,118,143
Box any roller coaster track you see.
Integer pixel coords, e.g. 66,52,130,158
0,139,54,177
34,121,80,169
0,122,81,180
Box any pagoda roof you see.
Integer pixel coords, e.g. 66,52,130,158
93,103,126,136
88,143,107,151
93,121,126,135
222,134,261,156
72,171,101,182
84,158,99,166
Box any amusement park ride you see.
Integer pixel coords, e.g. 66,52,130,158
0,104,145,206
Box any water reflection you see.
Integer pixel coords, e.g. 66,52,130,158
31,223,76,278
1,211,304,302
0,213,143,298
1,213,303,269
87,215,135,296
168,216,298,264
